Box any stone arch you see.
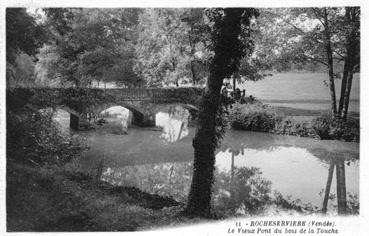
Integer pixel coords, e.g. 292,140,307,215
55,105,82,117
38,105,83,130
176,103,199,113
94,102,146,126
152,103,199,113
168,103,199,123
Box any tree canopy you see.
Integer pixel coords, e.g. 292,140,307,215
6,7,360,117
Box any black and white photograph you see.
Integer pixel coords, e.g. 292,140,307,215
1,1,367,234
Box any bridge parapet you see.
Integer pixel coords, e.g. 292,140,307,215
103,87,203,104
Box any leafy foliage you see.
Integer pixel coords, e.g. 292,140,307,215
6,8,45,64
229,103,278,132
38,8,142,87
7,52,37,87
228,102,359,142
7,107,87,165
134,9,210,87
273,117,317,138
6,8,46,87
312,114,359,141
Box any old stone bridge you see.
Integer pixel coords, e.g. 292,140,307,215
7,87,203,129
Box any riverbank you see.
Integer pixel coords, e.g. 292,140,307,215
7,160,205,231
6,104,360,231
229,102,360,142
271,106,359,119
7,128,360,231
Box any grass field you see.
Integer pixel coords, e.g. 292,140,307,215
239,72,360,112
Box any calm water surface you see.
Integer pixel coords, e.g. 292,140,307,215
54,106,359,215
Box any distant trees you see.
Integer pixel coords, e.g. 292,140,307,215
134,8,210,87
256,7,360,119
37,8,142,87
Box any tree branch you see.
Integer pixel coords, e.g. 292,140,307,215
302,54,328,66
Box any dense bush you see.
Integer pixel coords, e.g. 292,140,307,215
229,103,359,142
229,103,279,132
312,114,360,142
273,117,317,138
7,108,87,165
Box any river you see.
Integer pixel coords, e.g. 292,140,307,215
54,105,359,216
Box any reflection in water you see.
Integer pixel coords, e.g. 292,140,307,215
217,147,359,214
100,146,359,216
213,166,273,216
321,158,358,215
156,106,190,142
336,159,348,214
50,101,359,216
58,104,358,216
101,162,193,202
322,158,335,213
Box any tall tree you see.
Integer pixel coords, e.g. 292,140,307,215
184,8,259,217
257,8,360,117
338,7,360,120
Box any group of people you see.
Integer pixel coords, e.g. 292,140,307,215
221,85,255,104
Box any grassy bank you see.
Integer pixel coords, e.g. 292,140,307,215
7,160,206,231
5,106,200,231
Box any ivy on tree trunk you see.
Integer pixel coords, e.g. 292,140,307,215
184,8,258,217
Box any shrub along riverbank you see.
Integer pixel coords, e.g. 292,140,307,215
228,102,360,142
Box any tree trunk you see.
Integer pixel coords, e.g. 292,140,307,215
184,86,223,217
184,8,249,217
338,56,349,117
189,29,197,86
75,77,80,88
325,39,337,116
323,9,337,115
342,70,353,120
338,7,359,120
190,61,196,86
233,75,236,97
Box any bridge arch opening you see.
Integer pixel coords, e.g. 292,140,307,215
97,103,146,128
38,106,82,132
